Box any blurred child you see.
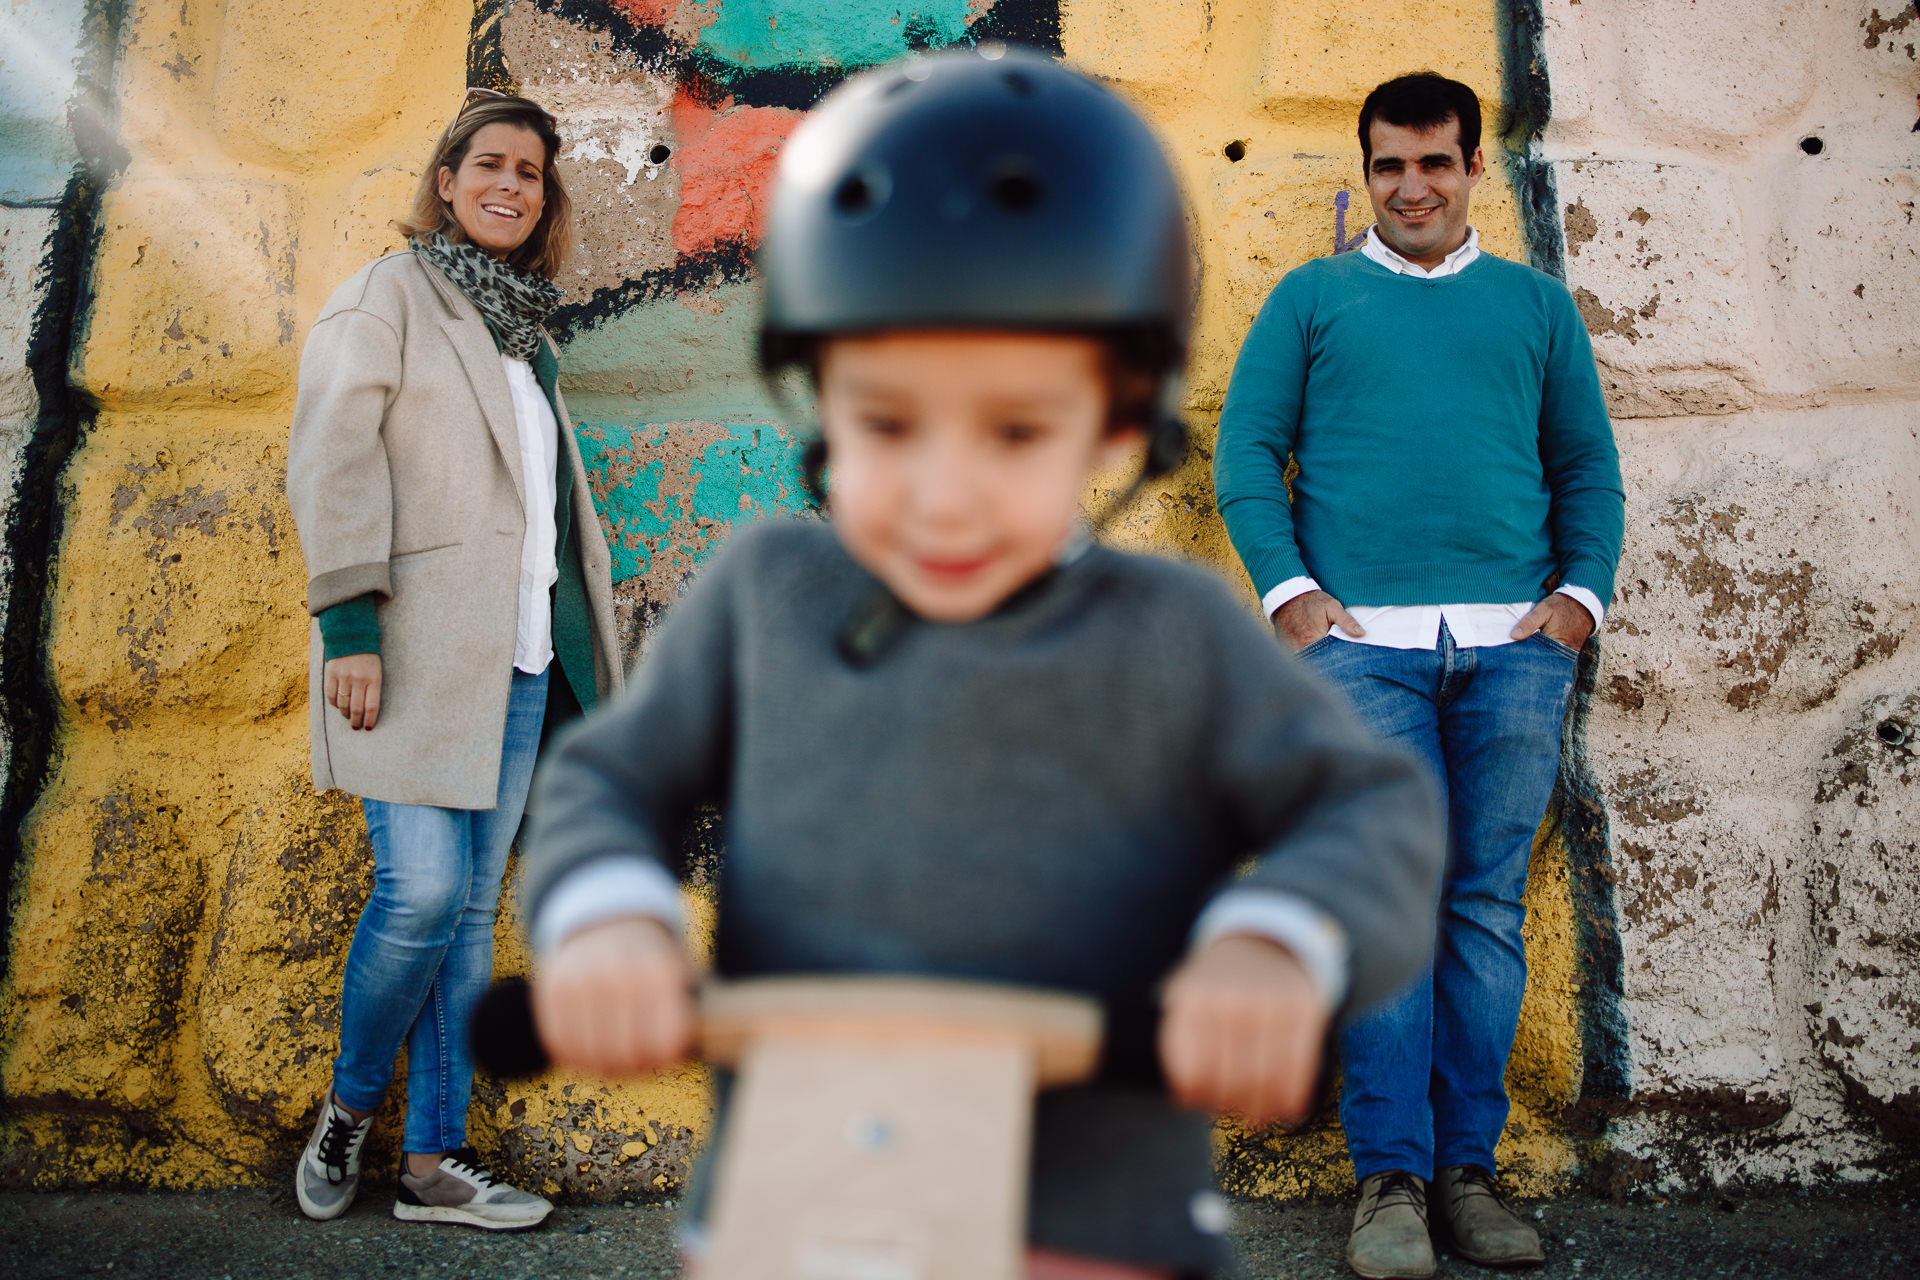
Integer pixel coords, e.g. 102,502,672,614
520,48,1442,1279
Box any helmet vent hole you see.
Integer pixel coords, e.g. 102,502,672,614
1223,140,1246,163
1002,70,1035,97
834,174,875,215
990,171,1041,213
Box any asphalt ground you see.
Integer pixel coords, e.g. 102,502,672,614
1,1180,1914,1278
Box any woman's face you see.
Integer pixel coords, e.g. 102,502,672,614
436,122,548,259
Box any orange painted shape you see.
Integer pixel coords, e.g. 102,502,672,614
668,91,802,256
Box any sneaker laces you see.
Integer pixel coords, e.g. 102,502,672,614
440,1147,499,1189
315,1106,367,1185
1360,1171,1429,1227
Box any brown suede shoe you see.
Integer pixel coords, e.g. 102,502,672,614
1346,1171,1437,1279
1432,1164,1547,1267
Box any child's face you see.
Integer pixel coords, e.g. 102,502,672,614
816,331,1141,624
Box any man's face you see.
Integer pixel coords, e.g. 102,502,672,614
1364,116,1483,269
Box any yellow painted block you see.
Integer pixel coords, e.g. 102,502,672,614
113,0,224,171
1257,0,1505,123
47,420,307,724
74,177,300,412
1060,0,1215,107
211,0,462,173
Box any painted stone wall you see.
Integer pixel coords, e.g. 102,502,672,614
1541,0,1920,1189
0,0,88,820
1,0,1912,1203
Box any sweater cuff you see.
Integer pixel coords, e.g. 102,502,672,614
1262,576,1322,621
1191,889,1351,1010
531,855,684,958
1554,585,1605,631
317,595,380,661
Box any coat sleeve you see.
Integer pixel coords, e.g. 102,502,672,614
287,307,403,613
519,532,742,925
1197,595,1445,1017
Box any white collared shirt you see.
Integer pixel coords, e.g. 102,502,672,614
1261,224,1604,648
502,355,559,673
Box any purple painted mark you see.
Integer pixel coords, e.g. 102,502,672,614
1333,190,1368,255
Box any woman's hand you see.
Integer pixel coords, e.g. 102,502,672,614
533,917,697,1077
323,654,384,730
1158,934,1330,1130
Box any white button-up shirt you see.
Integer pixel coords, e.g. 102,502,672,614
1260,225,1604,649
502,355,559,674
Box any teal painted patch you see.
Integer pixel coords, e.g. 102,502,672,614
558,283,781,427
697,0,979,70
575,419,809,584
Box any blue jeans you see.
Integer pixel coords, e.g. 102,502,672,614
1301,624,1576,1180
332,666,548,1153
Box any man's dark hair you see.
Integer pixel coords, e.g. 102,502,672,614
1358,73,1482,172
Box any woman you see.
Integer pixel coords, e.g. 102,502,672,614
286,90,622,1230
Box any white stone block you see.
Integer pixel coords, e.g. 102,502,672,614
1617,0,1823,152
1757,159,1920,397
1555,159,1758,418
1591,403,1920,1124
1808,691,1920,1141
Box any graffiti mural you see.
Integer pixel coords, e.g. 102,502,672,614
470,0,1067,654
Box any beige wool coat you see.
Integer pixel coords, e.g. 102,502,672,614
287,251,622,809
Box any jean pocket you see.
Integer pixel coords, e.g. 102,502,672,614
1531,631,1583,661
1293,633,1340,660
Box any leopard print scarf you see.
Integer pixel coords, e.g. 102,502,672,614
412,233,563,362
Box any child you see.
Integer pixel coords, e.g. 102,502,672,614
521,48,1443,1278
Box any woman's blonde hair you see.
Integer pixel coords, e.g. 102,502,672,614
397,95,575,281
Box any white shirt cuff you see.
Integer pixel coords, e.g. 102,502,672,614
1191,889,1351,1010
531,856,684,958
1261,576,1321,621
1554,584,1605,631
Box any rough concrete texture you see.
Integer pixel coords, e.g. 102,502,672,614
1542,0,1920,1188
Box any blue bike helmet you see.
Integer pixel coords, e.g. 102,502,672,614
758,46,1194,481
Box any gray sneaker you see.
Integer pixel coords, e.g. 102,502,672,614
393,1148,552,1231
295,1092,374,1221
1347,1170,1437,1279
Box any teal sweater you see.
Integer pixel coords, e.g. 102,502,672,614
317,335,599,713
1214,250,1623,609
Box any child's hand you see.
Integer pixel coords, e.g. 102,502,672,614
1158,934,1330,1129
532,917,697,1077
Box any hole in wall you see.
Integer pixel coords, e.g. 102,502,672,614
1877,718,1910,747
1223,140,1247,163
650,144,672,165
1800,136,1824,155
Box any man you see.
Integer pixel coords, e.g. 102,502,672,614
1214,73,1624,1280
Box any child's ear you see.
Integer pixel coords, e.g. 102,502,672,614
1095,425,1148,473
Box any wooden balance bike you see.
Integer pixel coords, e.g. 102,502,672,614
476,975,1103,1280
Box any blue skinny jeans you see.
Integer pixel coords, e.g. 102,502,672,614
1301,623,1576,1181
330,666,548,1154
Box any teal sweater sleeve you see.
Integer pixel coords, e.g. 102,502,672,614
1537,287,1625,605
1214,271,1313,601
316,594,379,660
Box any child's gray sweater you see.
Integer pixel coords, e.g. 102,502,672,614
522,519,1442,1266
